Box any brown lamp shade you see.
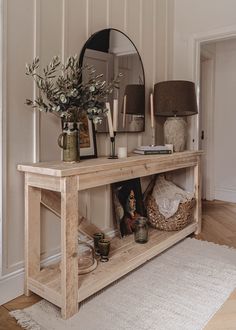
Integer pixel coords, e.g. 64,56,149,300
154,80,198,117
122,84,145,115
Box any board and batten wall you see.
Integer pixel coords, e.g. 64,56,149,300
0,0,174,303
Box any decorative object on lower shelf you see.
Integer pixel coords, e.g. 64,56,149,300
78,240,97,275
98,239,111,262
112,178,145,238
134,217,149,244
145,175,195,231
93,232,105,256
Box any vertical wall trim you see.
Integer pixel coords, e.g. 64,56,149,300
61,0,68,62
106,0,110,27
86,0,90,38
124,0,127,32
164,0,169,80
1,0,7,275
139,0,143,52
152,0,157,86
33,0,40,163
139,0,144,147
0,0,4,277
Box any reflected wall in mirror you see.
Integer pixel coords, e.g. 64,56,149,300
79,29,145,133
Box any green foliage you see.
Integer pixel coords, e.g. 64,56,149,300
25,55,122,124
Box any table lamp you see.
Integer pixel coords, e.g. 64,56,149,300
154,80,198,152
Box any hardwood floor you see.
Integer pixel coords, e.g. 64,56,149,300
1,200,236,329
197,200,236,329
197,200,236,248
0,294,41,330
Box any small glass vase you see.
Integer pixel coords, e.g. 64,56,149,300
58,121,80,162
134,217,149,244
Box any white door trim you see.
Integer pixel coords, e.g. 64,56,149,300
0,0,4,279
192,26,236,201
200,52,215,200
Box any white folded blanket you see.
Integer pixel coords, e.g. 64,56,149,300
152,176,194,219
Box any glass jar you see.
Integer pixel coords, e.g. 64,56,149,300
134,217,149,244
78,240,97,274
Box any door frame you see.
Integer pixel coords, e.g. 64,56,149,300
192,26,236,200
0,0,4,278
199,49,215,200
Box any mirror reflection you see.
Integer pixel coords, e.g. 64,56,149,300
79,29,145,133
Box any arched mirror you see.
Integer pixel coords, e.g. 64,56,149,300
79,29,145,133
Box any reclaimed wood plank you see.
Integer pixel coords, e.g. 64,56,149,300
24,176,41,296
60,176,79,319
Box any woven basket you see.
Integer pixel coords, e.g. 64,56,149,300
146,195,195,231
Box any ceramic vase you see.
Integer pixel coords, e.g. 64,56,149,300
58,122,80,162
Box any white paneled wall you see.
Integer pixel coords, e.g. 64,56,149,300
1,0,173,279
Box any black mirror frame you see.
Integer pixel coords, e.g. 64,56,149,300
79,28,145,134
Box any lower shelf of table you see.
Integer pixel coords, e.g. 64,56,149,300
28,222,197,307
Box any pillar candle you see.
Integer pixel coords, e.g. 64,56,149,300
118,146,128,158
150,93,154,128
106,102,114,138
113,99,118,132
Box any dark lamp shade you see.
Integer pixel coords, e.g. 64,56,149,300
122,84,145,115
154,80,198,117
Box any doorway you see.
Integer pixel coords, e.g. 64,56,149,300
199,38,236,203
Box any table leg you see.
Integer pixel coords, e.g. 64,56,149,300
60,176,79,319
24,175,41,296
194,156,202,234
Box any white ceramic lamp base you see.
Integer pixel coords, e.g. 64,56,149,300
164,117,187,152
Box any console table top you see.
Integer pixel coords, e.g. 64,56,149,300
18,150,203,177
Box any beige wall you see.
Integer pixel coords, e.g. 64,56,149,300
1,0,174,277
173,0,236,80
172,0,236,154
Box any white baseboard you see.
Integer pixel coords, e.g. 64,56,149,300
0,269,25,305
0,252,61,305
0,230,118,305
215,187,236,203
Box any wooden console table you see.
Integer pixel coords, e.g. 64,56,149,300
18,150,202,319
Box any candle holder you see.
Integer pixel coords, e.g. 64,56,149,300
108,133,118,159
98,239,111,262
93,232,105,256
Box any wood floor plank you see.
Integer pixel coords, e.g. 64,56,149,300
197,200,236,248
0,306,22,330
204,289,236,330
3,293,42,312
200,200,236,329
